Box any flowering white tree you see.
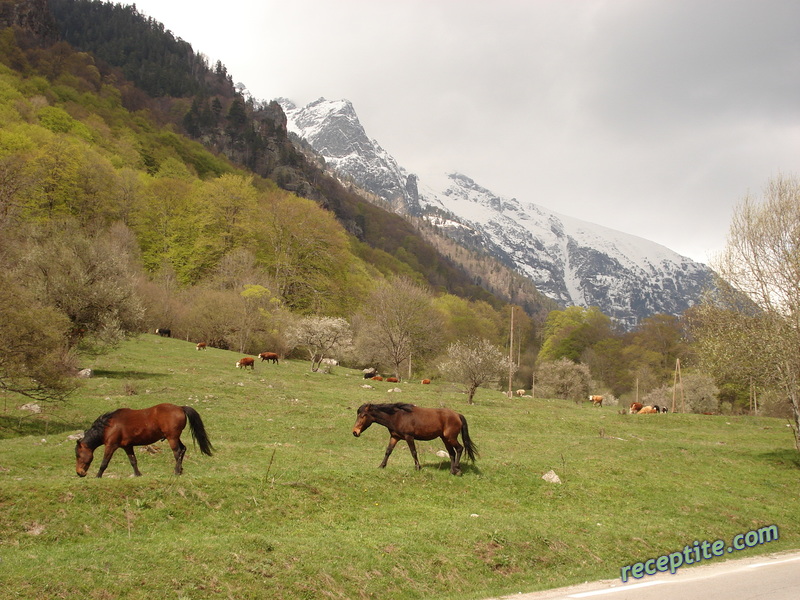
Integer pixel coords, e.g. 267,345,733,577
438,337,514,404
288,316,352,372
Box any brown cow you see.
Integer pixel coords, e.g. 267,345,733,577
637,406,658,414
386,377,399,383
196,342,207,351
259,352,279,364
371,376,384,382
629,402,643,414
236,357,255,370
589,395,603,407
421,379,431,385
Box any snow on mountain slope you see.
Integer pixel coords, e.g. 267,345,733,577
423,173,712,327
281,98,421,214
279,97,715,328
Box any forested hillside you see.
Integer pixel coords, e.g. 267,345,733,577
44,0,552,315
1,0,552,403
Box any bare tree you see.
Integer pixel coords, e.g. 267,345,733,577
691,175,800,449
439,337,514,404
354,277,443,378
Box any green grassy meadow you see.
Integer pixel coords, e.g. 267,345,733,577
1,335,798,599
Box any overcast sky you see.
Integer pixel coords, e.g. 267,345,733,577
128,0,799,265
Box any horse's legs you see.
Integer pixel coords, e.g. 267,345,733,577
379,435,400,468
406,438,422,470
96,445,118,478
443,434,464,475
123,445,142,477
442,441,458,474
169,438,187,475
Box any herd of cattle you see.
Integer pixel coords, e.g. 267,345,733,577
629,401,668,414
182,335,406,381
162,330,669,410
235,352,279,369
586,394,669,414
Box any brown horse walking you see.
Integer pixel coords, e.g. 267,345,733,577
75,403,213,477
352,402,478,475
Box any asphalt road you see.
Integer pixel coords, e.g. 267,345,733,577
486,550,800,600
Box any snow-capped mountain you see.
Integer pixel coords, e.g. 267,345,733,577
426,173,713,327
280,98,422,215
280,98,715,328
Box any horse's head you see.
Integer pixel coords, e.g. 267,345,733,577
75,439,94,477
352,404,375,437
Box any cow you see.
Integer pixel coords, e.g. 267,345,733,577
196,342,207,351
629,402,643,414
637,405,658,414
155,328,171,337
363,368,378,379
653,405,668,413
421,379,431,385
386,377,399,383
236,357,255,370
516,389,526,397
589,395,604,407
259,352,279,364
371,376,384,382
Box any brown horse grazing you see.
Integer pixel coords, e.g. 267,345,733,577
352,402,478,475
75,403,213,478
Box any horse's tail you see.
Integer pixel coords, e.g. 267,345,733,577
182,406,214,456
459,414,478,462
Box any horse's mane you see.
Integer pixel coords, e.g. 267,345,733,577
369,402,415,414
80,410,119,450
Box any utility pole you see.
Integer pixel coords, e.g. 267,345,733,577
672,358,685,413
508,306,515,398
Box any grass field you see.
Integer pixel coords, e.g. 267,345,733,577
1,335,798,599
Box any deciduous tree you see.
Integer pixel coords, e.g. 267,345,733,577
535,358,592,401
13,220,144,349
691,175,800,449
438,337,514,404
0,272,76,402
538,306,614,363
354,276,443,378
288,316,353,372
